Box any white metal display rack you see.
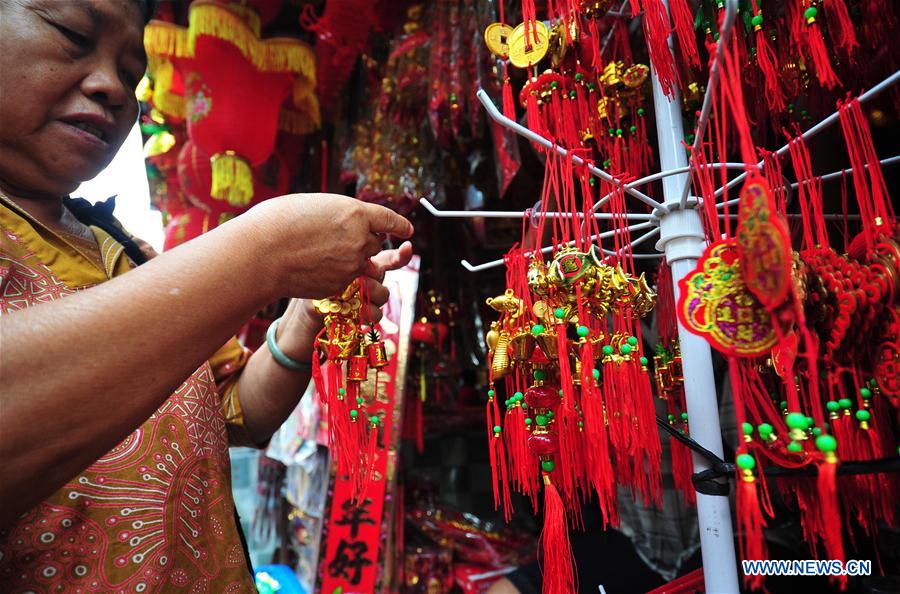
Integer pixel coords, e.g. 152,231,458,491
421,0,900,590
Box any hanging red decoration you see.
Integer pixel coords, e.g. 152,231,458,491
144,1,318,207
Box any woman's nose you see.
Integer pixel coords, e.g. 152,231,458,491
80,58,130,110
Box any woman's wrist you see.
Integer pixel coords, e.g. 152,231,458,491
271,300,321,363
230,201,289,302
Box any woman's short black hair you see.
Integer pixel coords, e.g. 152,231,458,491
135,0,157,24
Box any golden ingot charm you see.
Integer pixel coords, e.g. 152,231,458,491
622,64,649,88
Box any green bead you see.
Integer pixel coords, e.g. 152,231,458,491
742,422,753,436
812,427,822,437
575,72,583,81
534,368,547,381
620,344,632,355
357,397,364,405
547,411,554,420
667,413,676,422
787,440,804,453
515,391,524,401
785,412,808,430
615,128,623,136
493,425,502,434
550,81,559,89
855,410,871,422
804,6,817,21
531,324,545,336
860,387,872,399
805,416,815,429
751,14,763,27
758,423,773,437
338,388,346,396
680,412,689,421
627,336,638,347
736,453,756,470
577,325,590,338
525,418,533,426
541,460,555,472
637,108,645,116
629,125,637,134
488,389,496,398
554,307,566,319
602,345,614,356
578,420,584,428
535,414,548,427
370,415,379,424
592,368,600,380
839,398,853,410
639,356,648,366
825,400,840,412
779,400,788,410
349,409,358,419
815,434,837,453
558,389,564,396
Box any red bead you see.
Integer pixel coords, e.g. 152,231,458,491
527,430,559,456
524,385,559,409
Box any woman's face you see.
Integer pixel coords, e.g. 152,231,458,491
0,0,146,198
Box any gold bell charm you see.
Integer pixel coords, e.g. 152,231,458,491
367,331,389,369
348,339,369,382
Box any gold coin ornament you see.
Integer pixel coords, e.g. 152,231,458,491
484,23,514,57
507,21,551,68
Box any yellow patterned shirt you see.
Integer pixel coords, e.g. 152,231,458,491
0,200,258,593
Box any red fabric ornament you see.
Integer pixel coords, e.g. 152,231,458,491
144,1,318,206
300,0,376,116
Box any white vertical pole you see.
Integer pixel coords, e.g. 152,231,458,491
650,3,741,592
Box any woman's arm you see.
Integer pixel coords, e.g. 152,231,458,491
0,194,412,526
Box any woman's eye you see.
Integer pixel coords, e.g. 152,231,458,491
121,70,141,90
54,23,91,48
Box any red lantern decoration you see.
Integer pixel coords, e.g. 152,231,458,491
163,207,215,250
144,1,318,207
177,139,289,221
410,319,449,346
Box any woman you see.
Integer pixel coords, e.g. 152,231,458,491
0,0,413,590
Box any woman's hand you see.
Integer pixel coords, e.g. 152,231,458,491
234,241,415,444
271,241,415,362
242,194,414,301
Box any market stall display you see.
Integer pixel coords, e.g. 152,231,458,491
128,1,900,593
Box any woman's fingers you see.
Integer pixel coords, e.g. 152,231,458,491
362,277,390,307
365,241,414,281
375,241,414,271
364,304,384,324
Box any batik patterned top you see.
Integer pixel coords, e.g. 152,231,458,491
0,199,258,593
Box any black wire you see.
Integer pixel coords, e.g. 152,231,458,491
655,415,728,471
654,415,900,480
